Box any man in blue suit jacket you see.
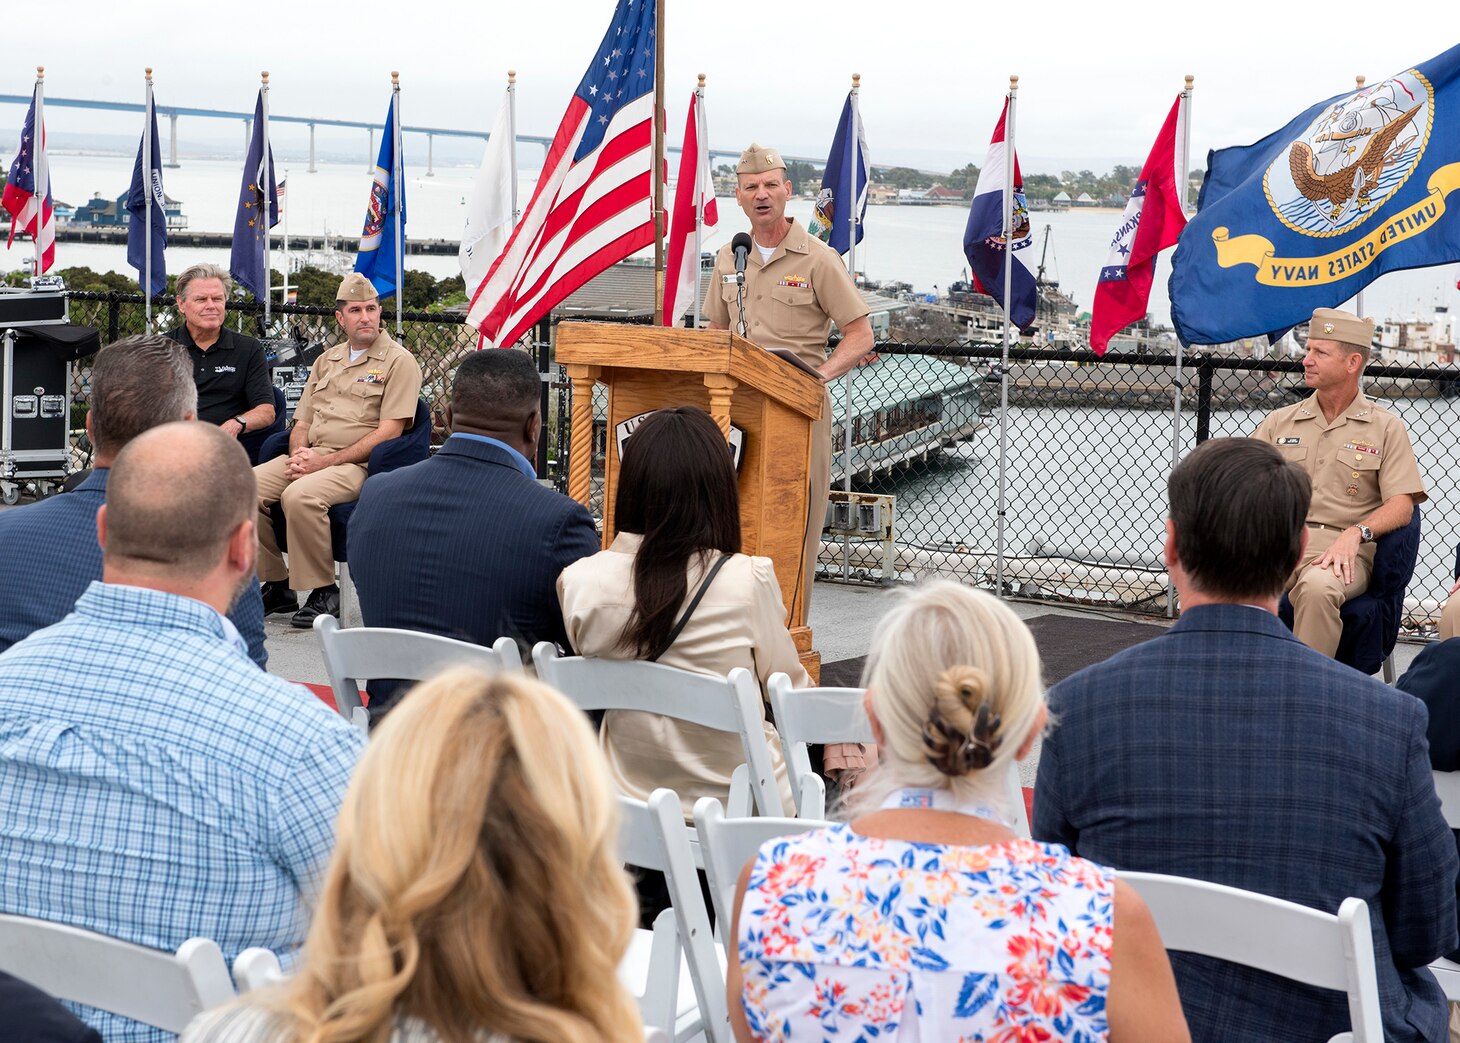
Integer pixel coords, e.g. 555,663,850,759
1034,438,1457,1043
0,336,267,667
348,348,598,718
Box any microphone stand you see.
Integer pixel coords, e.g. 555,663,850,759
735,270,747,338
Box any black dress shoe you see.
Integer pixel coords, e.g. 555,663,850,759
260,580,297,616
291,584,341,629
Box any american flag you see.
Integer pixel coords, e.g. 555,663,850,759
467,0,656,346
3,86,56,273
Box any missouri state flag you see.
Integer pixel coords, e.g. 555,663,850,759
1171,42,1460,345
963,99,1037,329
1090,94,1188,355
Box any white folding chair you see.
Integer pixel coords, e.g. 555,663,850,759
618,789,723,1042
694,797,830,946
231,947,286,993
1120,871,1384,1043
0,914,234,1033
1428,769,1460,1000
534,644,784,817
767,672,1030,837
315,614,523,732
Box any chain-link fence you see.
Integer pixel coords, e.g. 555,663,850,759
55,296,1460,631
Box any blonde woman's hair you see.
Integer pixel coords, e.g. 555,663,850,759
265,668,642,1043
848,581,1046,819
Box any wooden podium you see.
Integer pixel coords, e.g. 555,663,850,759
556,321,825,679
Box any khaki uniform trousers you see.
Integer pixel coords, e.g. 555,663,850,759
1284,525,1375,658
798,396,833,620
254,456,368,592
1441,595,1459,641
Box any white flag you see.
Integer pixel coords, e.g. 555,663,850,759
460,88,516,290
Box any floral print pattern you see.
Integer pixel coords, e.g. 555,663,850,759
738,824,1113,1042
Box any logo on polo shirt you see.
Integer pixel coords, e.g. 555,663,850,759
213,365,237,374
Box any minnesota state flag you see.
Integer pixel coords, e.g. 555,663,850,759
1170,42,1460,345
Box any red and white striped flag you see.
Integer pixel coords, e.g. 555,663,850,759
3,85,56,274
662,89,718,326
467,0,656,347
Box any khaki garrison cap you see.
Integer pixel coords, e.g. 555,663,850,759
1308,307,1374,350
736,143,786,175
336,272,379,302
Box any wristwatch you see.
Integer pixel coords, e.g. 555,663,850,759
1357,524,1375,544
232,415,248,433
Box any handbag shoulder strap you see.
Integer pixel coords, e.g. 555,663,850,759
648,552,734,663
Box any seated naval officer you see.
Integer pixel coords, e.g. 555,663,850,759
254,272,422,628
164,263,275,452
0,335,267,667
1251,307,1426,658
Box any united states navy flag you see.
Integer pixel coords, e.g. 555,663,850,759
1170,43,1460,345
126,97,167,297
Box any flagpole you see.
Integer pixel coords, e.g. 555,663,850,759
392,70,403,337
282,168,290,306
261,71,272,329
1172,74,1193,470
692,73,706,330
652,0,667,324
995,75,1017,601
1169,75,1193,620
32,67,45,280
1353,74,1366,322
842,73,861,582
144,68,154,330
508,70,519,224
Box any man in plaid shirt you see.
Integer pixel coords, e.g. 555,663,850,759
0,422,363,1042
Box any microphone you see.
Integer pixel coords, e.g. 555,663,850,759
731,232,752,283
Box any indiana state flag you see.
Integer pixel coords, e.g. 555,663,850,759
1171,42,1460,345
229,91,278,301
355,97,406,299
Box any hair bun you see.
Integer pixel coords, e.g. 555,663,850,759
921,666,1002,777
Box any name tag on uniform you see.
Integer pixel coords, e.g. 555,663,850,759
1277,437,1301,445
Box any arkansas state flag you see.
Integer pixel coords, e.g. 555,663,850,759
1090,95,1188,355
662,89,718,326
963,100,1037,329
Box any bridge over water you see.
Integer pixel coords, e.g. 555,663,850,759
0,93,827,175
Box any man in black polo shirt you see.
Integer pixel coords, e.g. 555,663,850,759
166,263,275,444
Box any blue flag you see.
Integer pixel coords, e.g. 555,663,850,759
808,93,869,255
355,97,406,299
126,97,167,297
229,91,278,301
1171,42,1460,345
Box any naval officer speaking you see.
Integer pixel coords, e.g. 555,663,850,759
703,143,874,620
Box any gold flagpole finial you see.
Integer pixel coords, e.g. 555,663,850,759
1185,74,1194,90
391,70,401,86
508,69,517,85
36,66,44,80
851,73,861,89
697,73,706,88
1356,74,1366,89
261,71,270,85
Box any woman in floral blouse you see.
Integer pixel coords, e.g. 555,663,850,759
729,582,1189,1042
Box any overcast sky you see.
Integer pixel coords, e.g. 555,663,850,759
6,0,1453,174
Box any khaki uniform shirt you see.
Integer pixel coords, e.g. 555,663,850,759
294,331,422,453
703,217,869,369
1253,391,1426,529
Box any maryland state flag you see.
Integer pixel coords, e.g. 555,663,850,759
1171,43,1460,345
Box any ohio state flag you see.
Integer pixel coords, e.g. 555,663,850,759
1090,95,1188,355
